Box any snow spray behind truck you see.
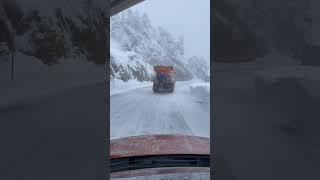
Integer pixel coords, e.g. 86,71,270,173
153,65,175,93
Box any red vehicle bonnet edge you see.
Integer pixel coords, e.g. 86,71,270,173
110,134,210,159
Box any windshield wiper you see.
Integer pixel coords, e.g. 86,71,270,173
111,154,210,172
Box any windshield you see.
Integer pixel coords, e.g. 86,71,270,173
110,0,210,138
110,0,210,178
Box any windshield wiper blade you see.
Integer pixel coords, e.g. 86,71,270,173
110,154,210,173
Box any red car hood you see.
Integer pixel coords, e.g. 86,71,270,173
110,134,210,159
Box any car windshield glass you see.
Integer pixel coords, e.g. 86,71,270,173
110,0,210,140
110,0,210,178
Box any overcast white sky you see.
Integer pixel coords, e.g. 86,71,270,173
130,0,210,63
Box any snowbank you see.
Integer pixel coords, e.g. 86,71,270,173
215,52,300,71
190,82,210,90
254,52,301,67
255,66,320,97
189,82,210,98
173,81,210,138
110,78,152,96
0,52,104,108
215,52,320,98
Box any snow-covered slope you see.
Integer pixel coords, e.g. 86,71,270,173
187,56,210,81
0,0,107,65
0,0,107,107
110,9,209,82
215,0,320,65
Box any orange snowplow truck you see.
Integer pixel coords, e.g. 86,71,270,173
153,65,175,93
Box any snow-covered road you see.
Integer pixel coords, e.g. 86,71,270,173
110,81,210,140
